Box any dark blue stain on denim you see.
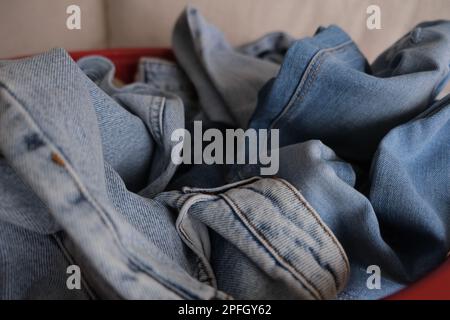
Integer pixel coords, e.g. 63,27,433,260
24,133,45,151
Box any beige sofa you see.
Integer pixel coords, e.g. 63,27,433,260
1,0,450,62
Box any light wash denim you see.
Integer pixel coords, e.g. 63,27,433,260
0,48,347,299
172,6,293,129
165,7,294,190
237,20,450,299
137,9,450,299
135,57,200,127
250,21,450,162
1,6,449,300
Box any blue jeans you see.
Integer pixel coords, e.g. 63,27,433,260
240,21,450,299
0,48,347,300
169,8,450,299
0,6,449,300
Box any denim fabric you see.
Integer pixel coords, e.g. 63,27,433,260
134,56,232,190
155,7,295,190
1,6,449,301
0,159,92,299
250,21,450,162
0,48,348,299
172,6,291,129
157,177,349,299
77,55,185,196
237,20,450,299
236,32,295,65
135,57,200,126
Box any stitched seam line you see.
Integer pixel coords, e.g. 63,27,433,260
278,178,350,271
276,178,350,289
182,176,261,194
158,97,166,139
224,178,350,292
52,234,97,299
176,194,218,287
270,40,354,129
239,179,344,288
148,96,165,145
220,193,322,299
0,84,196,299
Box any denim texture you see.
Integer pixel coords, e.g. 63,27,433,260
239,20,450,298
0,7,449,300
0,47,347,299
172,6,291,129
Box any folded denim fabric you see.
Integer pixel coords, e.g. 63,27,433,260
77,55,185,197
136,9,450,299
236,32,295,64
0,48,348,299
135,57,201,127
157,177,349,299
1,5,449,301
235,20,450,299
250,21,450,162
172,6,292,128
149,8,295,190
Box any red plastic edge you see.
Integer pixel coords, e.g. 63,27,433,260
70,47,175,83
386,258,450,300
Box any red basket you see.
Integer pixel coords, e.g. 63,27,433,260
70,47,175,83
70,47,450,300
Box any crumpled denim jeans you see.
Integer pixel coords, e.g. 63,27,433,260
166,9,450,299
0,6,449,300
238,20,450,299
0,48,347,300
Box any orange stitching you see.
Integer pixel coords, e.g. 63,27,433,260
51,152,65,167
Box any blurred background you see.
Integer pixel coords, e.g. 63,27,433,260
0,0,449,62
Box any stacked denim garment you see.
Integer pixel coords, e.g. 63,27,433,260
0,7,449,299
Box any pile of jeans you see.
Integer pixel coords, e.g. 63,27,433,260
0,7,449,300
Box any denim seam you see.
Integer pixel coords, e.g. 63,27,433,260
283,41,353,124
148,96,166,144
276,178,350,290
177,193,219,288
220,192,322,299
270,40,354,129
241,183,345,289
146,64,177,78
182,176,261,194
195,256,213,284
143,57,178,69
158,96,166,139
0,84,200,300
234,178,350,281
52,233,97,299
